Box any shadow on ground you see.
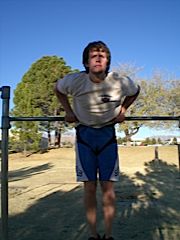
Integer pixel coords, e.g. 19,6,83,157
114,159,180,240
8,163,53,182
0,159,180,240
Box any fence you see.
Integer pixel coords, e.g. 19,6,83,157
1,86,180,240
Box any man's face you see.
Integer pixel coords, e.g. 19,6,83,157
86,48,108,74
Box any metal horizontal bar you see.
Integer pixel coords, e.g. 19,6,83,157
9,115,180,122
125,116,180,121
10,116,65,122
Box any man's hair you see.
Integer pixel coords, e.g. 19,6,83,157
82,41,111,74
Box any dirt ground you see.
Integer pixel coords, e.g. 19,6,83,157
0,146,180,240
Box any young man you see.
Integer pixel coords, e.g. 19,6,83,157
55,41,140,240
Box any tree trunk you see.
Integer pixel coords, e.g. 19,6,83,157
48,128,51,146
124,129,132,146
55,128,61,148
124,123,142,146
23,141,27,156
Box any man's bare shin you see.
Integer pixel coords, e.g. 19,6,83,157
84,181,98,236
101,181,116,237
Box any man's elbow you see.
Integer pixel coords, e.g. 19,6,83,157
54,82,62,97
54,82,57,93
136,85,140,95
133,85,140,98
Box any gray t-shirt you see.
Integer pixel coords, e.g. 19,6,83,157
56,71,138,127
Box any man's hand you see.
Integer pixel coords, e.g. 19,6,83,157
54,88,78,123
112,86,140,124
112,112,126,124
65,112,78,123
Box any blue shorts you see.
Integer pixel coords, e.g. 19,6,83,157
75,124,120,182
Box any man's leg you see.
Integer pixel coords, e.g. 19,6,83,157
100,181,116,238
84,181,99,238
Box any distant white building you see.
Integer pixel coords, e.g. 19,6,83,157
168,137,180,144
61,133,75,145
131,137,145,146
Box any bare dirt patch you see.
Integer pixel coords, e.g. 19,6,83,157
1,146,180,240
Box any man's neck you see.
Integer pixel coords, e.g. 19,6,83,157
89,72,107,83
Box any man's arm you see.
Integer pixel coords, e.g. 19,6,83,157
113,85,140,123
54,83,78,123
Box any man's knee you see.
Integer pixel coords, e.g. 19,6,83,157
84,181,97,194
101,182,116,203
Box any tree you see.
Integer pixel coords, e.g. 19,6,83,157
113,64,179,142
167,78,180,116
143,137,151,145
12,56,76,152
171,137,177,145
151,138,157,145
157,138,162,144
117,137,126,145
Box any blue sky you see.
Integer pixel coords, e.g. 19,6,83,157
0,0,179,138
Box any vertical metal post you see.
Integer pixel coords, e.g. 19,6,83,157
1,86,10,240
154,146,159,160
178,119,180,178
178,144,180,178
